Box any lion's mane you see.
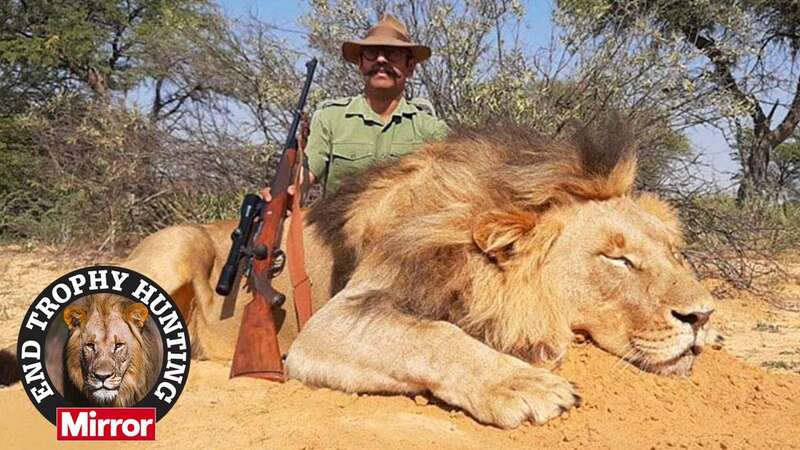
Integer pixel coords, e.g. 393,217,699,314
308,117,644,363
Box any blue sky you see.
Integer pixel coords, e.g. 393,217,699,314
220,0,306,30
219,0,739,181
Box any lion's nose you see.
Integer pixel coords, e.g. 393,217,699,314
94,370,112,382
671,309,713,331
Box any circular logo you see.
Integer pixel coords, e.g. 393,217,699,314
16,266,191,425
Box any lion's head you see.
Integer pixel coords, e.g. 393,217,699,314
310,117,714,377
537,193,714,376
63,295,161,406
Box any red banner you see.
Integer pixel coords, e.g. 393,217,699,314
56,408,156,441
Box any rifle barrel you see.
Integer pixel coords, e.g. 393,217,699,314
277,58,318,176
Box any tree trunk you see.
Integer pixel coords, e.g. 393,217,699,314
737,140,771,202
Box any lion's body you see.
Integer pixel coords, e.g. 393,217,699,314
62,295,163,407
117,221,335,361
108,120,714,428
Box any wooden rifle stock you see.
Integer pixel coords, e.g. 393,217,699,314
229,288,285,380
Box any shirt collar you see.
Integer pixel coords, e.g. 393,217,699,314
394,97,418,118
345,95,417,124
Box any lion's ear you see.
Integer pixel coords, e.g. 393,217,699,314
124,303,149,329
472,209,537,265
64,304,87,331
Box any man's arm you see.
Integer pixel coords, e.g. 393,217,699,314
425,117,450,142
304,109,331,182
410,98,450,142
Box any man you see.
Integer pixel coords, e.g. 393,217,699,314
264,13,448,199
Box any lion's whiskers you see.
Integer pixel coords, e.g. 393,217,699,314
611,344,639,373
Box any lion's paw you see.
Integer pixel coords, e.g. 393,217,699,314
465,366,579,429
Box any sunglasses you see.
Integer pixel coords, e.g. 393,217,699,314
361,46,412,63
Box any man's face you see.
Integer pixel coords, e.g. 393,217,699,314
359,46,415,97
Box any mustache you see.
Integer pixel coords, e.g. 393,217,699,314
366,65,399,78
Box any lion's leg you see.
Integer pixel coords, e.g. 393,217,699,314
186,276,216,361
285,286,579,429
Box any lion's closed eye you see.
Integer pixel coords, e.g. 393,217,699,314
601,254,637,270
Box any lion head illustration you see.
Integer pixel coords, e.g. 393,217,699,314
63,295,162,406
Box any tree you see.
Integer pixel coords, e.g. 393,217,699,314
774,134,800,201
0,0,238,246
733,128,800,201
557,0,800,201
0,0,218,105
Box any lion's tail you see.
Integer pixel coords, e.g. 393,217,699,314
0,344,19,386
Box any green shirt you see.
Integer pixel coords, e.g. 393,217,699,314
305,94,449,194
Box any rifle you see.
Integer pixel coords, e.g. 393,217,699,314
216,58,317,381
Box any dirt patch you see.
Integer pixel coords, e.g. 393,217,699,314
710,272,800,375
0,245,86,349
0,247,799,449
1,344,797,449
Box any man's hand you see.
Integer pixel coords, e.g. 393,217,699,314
260,169,315,202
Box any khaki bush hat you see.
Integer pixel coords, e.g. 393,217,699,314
342,13,432,64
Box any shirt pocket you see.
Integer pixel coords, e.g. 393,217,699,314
331,142,375,161
327,143,376,190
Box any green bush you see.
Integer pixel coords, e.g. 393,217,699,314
677,194,800,290
0,98,249,250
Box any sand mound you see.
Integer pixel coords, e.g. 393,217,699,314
1,344,797,449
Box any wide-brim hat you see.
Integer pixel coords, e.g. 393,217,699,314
342,13,431,64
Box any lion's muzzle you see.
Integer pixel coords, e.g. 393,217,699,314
86,368,123,404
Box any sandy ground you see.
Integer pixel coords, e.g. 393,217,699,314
0,245,799,449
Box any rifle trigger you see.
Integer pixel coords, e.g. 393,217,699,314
269,250,286,277
243,260,252,279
